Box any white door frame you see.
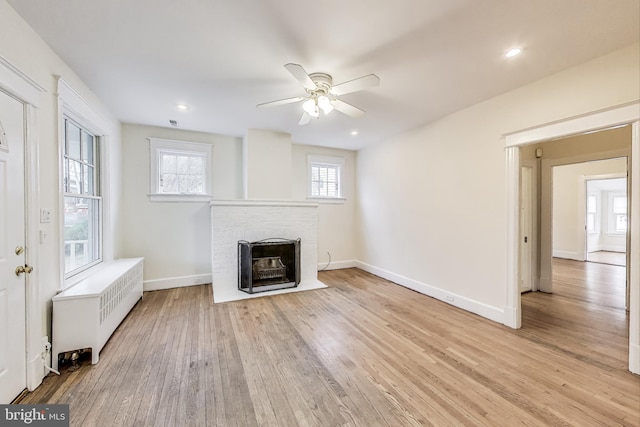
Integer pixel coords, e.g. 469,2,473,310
519,165,534,292
0,56,44,391
504,102,640,375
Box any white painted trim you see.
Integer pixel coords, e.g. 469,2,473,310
143,273,212,292
355,261,505,324
0,55,44,106
317,260,357,271
597,245,627,253
148,137,213,197
24,104,44,391
148,194,212,203
57,78,116,290
505,102,640,147
505,102,640,375
505,146,521,328
1,57,45,392
210,200,319,208
307,154,345,199
306,197,347,204
552,250,583,261
630,121,640,374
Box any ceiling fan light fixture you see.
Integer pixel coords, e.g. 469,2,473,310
318,96,333,115
303,98,319,117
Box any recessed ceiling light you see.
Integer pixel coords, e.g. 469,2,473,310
505,48,522,58
176,104,189,111
351,130,358,136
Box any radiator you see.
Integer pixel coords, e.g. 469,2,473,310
52,258,143,370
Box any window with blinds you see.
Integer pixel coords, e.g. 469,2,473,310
307,155,345,200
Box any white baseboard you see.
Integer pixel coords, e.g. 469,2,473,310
317,259,357,271
552,250,583,261
599,245,626,253
630,342,640,375
502,306,521,329
354,261,504,324
144,273,212,292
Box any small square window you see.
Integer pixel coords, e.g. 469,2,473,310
148,138,212,202
307,155,345,200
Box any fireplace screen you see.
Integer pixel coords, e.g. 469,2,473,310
238,238,301,293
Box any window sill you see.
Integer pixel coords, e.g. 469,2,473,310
148,193,212,203
62,259,104,291
306,197,347,205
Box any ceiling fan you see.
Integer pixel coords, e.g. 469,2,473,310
257,63,380,125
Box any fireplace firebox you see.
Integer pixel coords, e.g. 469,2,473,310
238,238,301,293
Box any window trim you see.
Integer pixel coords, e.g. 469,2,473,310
57,78,112,289
62,117,103,278
307,154,346,202
148,138,213,202
608,192,628,235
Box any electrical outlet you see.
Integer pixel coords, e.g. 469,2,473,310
42,336,50,351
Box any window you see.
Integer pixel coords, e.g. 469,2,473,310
149,138,212,201
63,118,101,276
586,194,597,232
611,194,628,233
307,155,345,200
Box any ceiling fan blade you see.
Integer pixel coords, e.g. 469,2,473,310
284,63,317,91
298,112,312,125
330,74,380,96
332,99,365,118
257,96,305,108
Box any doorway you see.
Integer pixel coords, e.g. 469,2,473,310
552,159,628,311
504,102,640,374
0,88,28,403
0,56,44,401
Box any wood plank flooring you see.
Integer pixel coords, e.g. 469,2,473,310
18,262,640,426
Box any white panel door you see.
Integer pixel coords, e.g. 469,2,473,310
0,89,27,403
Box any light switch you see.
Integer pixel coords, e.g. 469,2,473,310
40,208,51,223
40,229,48,243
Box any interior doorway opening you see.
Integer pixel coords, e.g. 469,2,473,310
505,103,639,374
551,159,629,311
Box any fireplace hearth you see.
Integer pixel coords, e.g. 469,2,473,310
238,238,301,293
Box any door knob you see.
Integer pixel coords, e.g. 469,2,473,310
15,265,33,276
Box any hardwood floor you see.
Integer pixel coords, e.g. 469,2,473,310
18,264,639,426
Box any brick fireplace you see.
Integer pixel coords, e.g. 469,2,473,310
210,200,324,302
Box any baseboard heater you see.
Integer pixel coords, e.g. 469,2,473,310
52,257,144,370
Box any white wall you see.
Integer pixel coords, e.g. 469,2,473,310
0,0,123,338
120,124,242,290
356,43,639,321
292,144,358,269
553,158,627,260
121,125,359,287
243,129,292,199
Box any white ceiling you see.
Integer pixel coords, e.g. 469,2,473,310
7,0,640,150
